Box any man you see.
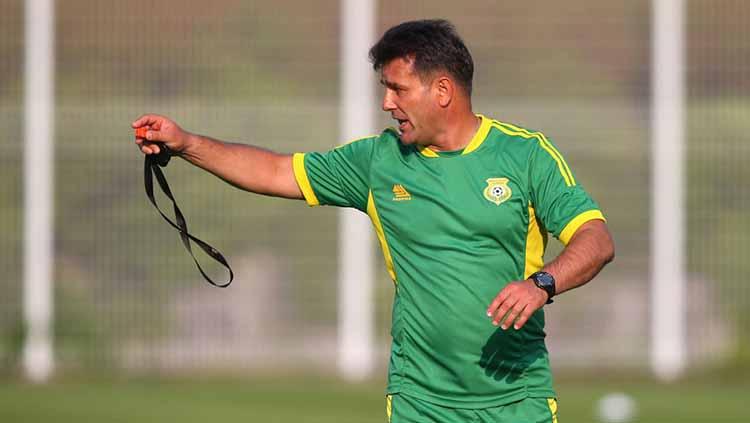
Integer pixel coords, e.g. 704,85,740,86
134,19,613,423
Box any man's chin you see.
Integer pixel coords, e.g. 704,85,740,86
397,132,417,144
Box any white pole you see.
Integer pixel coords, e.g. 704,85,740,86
23,0,55,383
651,0,686,381
338,0,376,381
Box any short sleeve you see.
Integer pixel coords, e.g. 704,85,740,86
528,135,605,245
292,136,376,212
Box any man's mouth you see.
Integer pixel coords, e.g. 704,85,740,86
395,118,410,134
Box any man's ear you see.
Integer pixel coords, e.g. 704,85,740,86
434,76,454,108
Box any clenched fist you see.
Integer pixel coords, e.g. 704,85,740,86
132,114,191,156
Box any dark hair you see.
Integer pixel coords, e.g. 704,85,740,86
369,19,474,95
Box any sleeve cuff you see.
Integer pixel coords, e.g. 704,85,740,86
292,153,320,206
559,209,606,245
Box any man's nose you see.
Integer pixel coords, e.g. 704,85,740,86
382,91,396,112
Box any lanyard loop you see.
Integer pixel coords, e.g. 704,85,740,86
144,144,234,288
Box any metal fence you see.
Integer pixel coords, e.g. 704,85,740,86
1,0,748,379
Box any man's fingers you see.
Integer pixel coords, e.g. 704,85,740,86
487,280,547,329
132,114,163,130
132,114,176,157
134,129,163,143
139,143,160,155
491,297,518,327
132,114,155,128
501,303,527,330
145,130,164,142
487,289,510,317
512,306,535,330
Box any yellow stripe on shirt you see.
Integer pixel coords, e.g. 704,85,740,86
367,191,398,284
524,204,546,279
461,114,492,155
491,121,576,187
559,209,606,245
292,153,320,206
547,398,559,423
417,145,440,157
495,120,576,185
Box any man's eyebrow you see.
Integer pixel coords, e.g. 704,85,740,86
380,79,405,90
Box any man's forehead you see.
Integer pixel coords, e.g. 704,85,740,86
380,57,417,82
382,56,416,73
380,57,448,88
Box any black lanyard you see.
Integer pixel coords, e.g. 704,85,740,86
144,145,234,287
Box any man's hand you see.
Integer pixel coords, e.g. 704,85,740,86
132,114,192,156
486,279,549,330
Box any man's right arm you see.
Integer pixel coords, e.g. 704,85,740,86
133,114,303,199
180,133,303,199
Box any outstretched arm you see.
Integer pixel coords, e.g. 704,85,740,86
486,219,615,330
133,114,303,199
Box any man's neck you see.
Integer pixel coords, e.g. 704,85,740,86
427,111,481,152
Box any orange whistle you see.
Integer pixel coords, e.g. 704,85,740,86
135,127,148,139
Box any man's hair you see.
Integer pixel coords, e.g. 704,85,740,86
369,19,474,95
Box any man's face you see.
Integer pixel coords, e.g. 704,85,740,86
379,58,438,145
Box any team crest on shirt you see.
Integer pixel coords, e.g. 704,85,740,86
483,178,512,205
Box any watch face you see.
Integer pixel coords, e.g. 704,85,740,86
533,272,555,297
536,273,554,286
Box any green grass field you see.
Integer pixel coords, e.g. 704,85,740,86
0,375,746,423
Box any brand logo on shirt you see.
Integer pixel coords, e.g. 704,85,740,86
483,178,512,205
392,184,412,201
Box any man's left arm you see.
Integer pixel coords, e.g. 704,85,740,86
486,219,614,330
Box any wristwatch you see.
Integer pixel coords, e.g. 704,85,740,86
530,271,555,304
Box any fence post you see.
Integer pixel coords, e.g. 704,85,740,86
651,0,686,381
337,0,377,381
23,0,55,383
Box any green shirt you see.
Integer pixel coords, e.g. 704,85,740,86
293,114,605,408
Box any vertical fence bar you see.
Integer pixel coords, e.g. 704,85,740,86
23,0,55,383
651,0,686,381
338,0,377,381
